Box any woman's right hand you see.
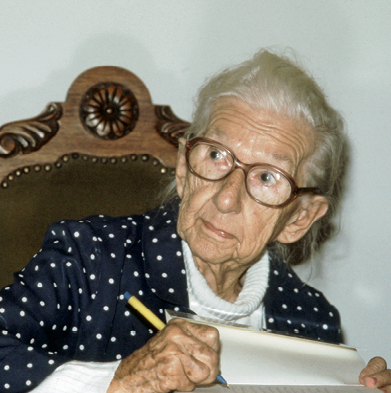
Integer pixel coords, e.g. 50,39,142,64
107,318,221,393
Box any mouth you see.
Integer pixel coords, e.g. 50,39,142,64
202,220,235,240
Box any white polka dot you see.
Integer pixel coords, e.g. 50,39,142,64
40,301,45,307
294,288,299,293
109,233,115,238
116,354,122,359
149,226,154,231
22,297,27,302
329,312,334,317
49,359,55,365
282,304,287,309
50,263,56,268
74,231,80,238
63,345,69,350
80,345,85,350
37,282,43,288
177,251,182,257
4,365,10,370
27,363,33,368
278,287,283,292
162,272,167,278
111,253,116,258
26,380,32,386
171,233,177,238
96,333,102,339
20,311,26,317
111,337,116,342
103,306,109,311
152,238,158,243
90,274,96,280
313,307,319,312
157,255,162,261
134,271,139,277
109,278,115,284
322,324,329,330
168,288,174,293
138,290,143,296
268,318,274,323
130,330,136,336
90,254,95,260
86,315,92,321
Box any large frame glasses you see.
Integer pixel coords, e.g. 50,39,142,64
185,137,321,208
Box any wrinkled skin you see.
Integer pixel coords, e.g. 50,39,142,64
360,357,391,392
107,319,220,393
107,98,391,392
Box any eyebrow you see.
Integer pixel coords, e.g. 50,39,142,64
206,128,295,168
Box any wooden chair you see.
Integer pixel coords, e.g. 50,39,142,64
0,66,190,288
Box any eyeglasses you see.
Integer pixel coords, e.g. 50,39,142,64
185,137,321,208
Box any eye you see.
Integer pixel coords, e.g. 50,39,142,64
259,171,277,186
208,148,224,161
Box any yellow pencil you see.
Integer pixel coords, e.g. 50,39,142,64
124,292,229,388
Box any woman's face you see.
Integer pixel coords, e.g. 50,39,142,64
176,98,321,271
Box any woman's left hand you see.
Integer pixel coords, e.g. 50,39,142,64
359,357,391,392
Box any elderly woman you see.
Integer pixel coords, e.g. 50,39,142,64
0,49,389,393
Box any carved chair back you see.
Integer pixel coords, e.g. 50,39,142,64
0,66,189,288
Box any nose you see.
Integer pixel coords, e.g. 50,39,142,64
212,168,246,214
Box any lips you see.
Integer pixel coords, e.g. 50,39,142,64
202,220,235,239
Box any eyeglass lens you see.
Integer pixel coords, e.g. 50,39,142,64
187,141,293,206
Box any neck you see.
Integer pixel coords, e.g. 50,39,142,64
193,257,249,302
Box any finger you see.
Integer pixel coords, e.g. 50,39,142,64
180,346,220,384
170,318,220,351
359,357,387,384
362,369,391,390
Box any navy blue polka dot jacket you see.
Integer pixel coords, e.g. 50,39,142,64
0,202,341,392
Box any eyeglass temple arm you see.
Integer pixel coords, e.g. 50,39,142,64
296,187,322,196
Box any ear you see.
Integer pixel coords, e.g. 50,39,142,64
175,137,187,199
276,196,329,244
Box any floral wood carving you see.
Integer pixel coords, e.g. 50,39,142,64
80,82,139,140
155,105,190,147
0,103,63,158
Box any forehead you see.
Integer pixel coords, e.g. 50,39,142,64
204,98,317,173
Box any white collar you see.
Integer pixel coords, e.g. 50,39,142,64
182,241,269,322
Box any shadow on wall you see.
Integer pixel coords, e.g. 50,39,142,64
0,33,188,125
